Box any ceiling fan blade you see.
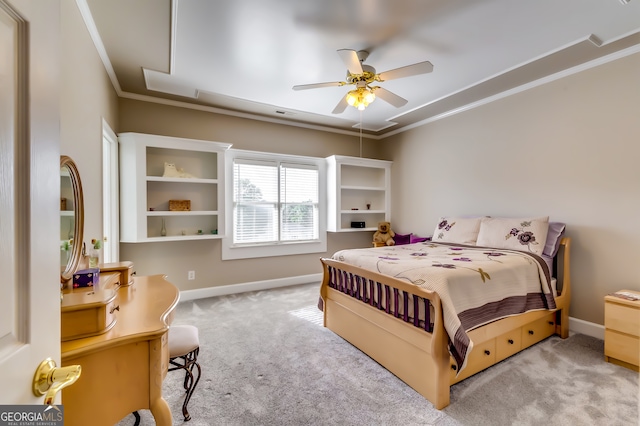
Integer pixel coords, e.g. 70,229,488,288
377,61,433,81
332,96,349,114
372,86,408,108
292,81,344,91
337,49,363,75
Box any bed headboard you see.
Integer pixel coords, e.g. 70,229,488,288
555,237,571,297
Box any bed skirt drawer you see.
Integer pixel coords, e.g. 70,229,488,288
451,339,496,383
521,313,556,349
496,329,522,362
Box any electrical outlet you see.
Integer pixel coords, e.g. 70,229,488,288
188,270,195,280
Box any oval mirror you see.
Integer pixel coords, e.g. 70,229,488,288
60,155,84,283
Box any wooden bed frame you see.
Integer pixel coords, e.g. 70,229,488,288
319,237,571,409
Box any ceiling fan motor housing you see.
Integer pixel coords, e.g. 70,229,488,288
346,64,377,84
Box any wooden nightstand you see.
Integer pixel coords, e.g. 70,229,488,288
604,290,640,371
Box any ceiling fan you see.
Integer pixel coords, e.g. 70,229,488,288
292,49,433,114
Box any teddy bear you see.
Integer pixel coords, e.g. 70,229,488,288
373,221,395,246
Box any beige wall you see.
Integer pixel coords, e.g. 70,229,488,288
118,98,385,289
60,0,119,244
381,52,640,325
117,99,385,159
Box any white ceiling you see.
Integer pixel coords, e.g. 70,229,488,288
84,0,640,137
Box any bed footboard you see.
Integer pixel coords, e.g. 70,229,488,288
319,258,451,409
318,238,571,410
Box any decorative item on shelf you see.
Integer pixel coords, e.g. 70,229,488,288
351,221,366,228
73,267,100,289
60,197,67,211
161,218,167,236
211,229,218,234
373,221,395,246
169,199,191,211
163,162,197,179
197,229,203,235
351,208,359,210
366,203,371,210
88,238,102,268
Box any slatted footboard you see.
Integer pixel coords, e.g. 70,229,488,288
325,264,435,332
319,258,451,409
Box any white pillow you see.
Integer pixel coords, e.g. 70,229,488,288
476,217,549,256
432,217,482,245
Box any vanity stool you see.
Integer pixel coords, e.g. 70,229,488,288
168,324,202,421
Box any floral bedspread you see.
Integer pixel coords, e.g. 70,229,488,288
331,241,555,371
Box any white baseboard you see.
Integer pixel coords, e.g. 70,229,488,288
179,275,605,341
569,317,604,340
178,273,323,302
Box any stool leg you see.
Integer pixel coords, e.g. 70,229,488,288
181,348,201,421
132,411,141,426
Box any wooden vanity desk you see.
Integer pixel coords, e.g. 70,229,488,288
61,262,179,426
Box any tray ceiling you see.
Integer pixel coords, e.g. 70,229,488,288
84,0,640,137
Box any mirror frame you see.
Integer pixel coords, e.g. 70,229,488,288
60,155,84,283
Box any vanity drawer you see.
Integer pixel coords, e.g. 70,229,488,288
61,290,118,341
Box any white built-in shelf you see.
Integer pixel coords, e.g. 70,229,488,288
326,155,392,232
146,176,219,184
118,132,231,243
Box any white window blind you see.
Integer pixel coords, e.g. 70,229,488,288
233,158,319,245
280,162,319,241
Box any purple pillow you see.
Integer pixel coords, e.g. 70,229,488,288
394,233,411,245
543,222,566,258
410,234,430,244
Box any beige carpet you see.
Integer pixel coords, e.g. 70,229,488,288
118,283,639,426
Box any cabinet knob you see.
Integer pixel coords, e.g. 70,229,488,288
110,305,120,314
451,365,457,371
528,330,534,335
508,339,514,344
548,321,554,325
484,350,491,356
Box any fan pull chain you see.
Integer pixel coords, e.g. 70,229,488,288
359,109,363,158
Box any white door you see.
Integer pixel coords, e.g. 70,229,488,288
0,0,62,405
102,120,119,263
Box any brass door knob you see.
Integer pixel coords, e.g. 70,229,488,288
33,358,81,405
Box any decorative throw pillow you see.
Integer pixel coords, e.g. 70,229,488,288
432,217,482,245
410,234,430,244
476,217,549,256
394,233,411,245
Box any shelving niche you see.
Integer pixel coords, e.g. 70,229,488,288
326,155,392,232
119,132,231,242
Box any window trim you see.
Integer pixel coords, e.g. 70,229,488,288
222,149,326,260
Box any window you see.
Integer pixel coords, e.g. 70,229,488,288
223,150,326,260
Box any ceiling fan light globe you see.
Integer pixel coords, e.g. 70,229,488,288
364,91,375,104
346,92,358,106
358,104,366,111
